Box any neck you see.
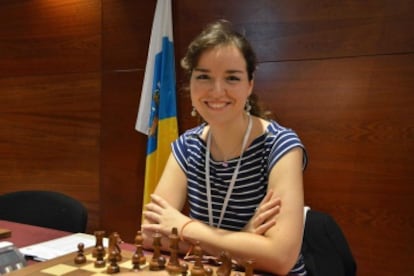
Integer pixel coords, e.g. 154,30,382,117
209,115,251,162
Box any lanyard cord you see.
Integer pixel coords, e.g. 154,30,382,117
205,115,253,228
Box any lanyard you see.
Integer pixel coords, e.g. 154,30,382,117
205,115,253,228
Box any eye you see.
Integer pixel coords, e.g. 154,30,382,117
195,74,210,80
227,75,241,82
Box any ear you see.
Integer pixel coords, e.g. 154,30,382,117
248,78,254,96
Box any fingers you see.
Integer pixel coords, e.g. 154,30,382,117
143,194,169,221
254,219,276,235
145,202,163,213
251,191,281,231
141,223,161,233
142,210,160,223
252,205,280,228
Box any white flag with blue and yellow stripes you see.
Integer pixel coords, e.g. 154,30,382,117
136,0,178,208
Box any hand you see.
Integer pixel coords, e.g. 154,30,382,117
243,190,281,235
141,194,190,237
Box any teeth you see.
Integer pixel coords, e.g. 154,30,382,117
208,102,227,109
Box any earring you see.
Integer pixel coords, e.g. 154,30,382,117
245,100,251,115
191,107,197,117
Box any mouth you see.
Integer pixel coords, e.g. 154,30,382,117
205,101,230,110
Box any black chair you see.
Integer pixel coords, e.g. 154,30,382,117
301,210,357,276
0,190,88,233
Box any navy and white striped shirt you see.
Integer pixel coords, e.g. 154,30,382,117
172,120,307,275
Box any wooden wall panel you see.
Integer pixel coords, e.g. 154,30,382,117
254,55,414,275
100,71,146,241
0,0,101,76
102,0,156,69
0,73,101,231
100,0,156,241
174,0,414,62
0,0,101,232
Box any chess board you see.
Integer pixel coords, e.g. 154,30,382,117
8,247,248,276
7,227,258,276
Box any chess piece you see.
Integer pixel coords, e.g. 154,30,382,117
93,230,106,258
149,231,165,271
204,266,213,276
131,251,142,271
134,230,147,265
107,250,120,274
216,251,232,276
190,241,205,276
180,262,189,276
167,227,181,274
108,232,123,262
74,242,86,264
244,259,255,276
94,245,106,268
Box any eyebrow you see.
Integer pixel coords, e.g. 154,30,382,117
193,68,244,74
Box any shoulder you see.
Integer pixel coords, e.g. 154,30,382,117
176,124,205,144
172,124,206,153
265,120,298,136
262,119,307,169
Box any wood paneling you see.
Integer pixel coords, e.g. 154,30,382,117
174,0,414,62
254,54,414,275
0,73,101,231
0,0,101,232
100,71,146,241
100,0,156,241
102,0,156,70
0,0,101,77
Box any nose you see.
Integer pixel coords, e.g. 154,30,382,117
211,79,226,95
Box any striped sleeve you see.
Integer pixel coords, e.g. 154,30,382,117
171,125,204,174
172,133,189,174
267,123,307,171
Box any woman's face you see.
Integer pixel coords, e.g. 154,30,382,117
190,44,253,125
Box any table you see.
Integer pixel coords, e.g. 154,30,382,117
0,220,301,275
0,220,70,248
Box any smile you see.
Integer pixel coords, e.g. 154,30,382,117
205,102,230,109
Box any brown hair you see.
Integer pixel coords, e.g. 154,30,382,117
181,20,272,119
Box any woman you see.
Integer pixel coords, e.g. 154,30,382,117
141,20,307,275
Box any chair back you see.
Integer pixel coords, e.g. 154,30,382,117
301,210,356,276
0,190,87,233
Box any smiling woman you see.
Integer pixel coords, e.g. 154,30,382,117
141,20,307,275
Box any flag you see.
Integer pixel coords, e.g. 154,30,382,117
135,0,178,208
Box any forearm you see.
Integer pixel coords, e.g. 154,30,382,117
181,220,302,275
